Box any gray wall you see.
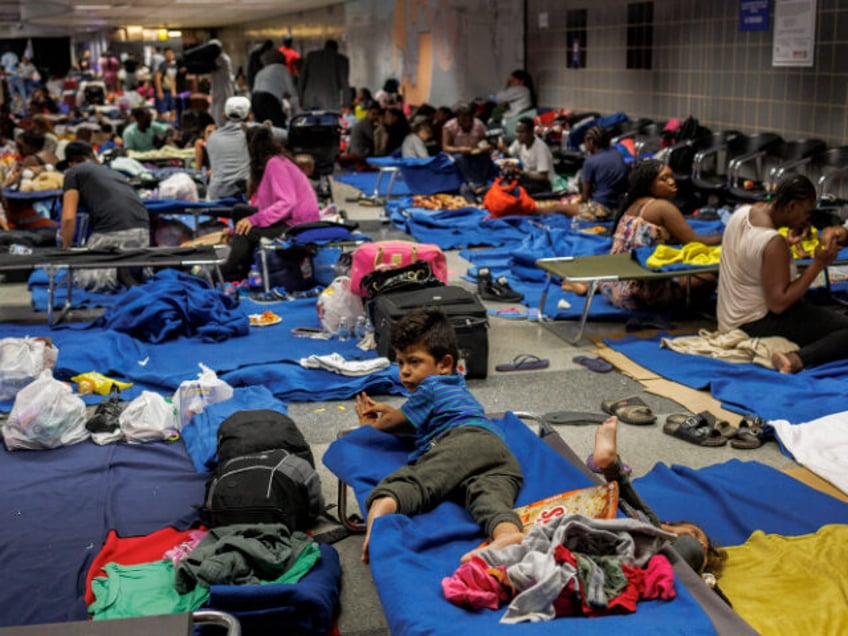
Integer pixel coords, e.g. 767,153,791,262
345,0,524,108
527,0,848,146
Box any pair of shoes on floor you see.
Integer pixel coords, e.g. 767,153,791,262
662,411,772,448
477,268,524,302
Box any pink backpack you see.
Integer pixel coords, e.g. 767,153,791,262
349,240,447,297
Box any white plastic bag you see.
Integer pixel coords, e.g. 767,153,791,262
119,391,180,442
158,172,199,202
172,363,233,428
3,370,88,450
316,276,365,334
0,337,59,401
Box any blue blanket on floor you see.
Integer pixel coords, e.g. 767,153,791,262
0,440,207,626
334,170,411,196
181,385,288,472
1,297,404,411
0,439,341,633
324,413,848,635
91,270,248,343
604,333,848,424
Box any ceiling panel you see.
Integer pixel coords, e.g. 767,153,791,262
3,0,339,35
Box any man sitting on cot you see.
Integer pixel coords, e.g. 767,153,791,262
60,141,150,290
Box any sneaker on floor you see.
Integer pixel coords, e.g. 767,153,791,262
477,268,524,302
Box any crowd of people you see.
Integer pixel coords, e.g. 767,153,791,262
0,35,845,380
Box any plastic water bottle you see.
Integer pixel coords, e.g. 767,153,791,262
336,316,351,341
571,215,580,232
354,315,367,339
8,244,33,255
247,265,263,293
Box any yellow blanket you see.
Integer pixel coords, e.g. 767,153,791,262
720,524,848,635
645,241,721,269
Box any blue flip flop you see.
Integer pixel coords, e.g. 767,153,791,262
572,355,614,373
495,354,550,372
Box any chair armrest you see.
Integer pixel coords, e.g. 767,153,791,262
769,156,813,190
692,146,721,181
818,166,848,201
728,150,767,187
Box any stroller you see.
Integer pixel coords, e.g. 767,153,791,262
77,80,107,108
287,110,342,206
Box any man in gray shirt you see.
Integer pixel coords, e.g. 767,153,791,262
205,96,251,200
251,49,296,127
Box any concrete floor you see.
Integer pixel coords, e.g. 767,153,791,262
0,178,796,636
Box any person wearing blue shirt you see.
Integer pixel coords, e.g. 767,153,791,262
560,125,629,221
355,307,524,564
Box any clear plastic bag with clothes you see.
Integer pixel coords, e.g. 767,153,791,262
3,369,89,450
172,363,234,428
158,172,199,202
0,337,59,401
119,391,180,442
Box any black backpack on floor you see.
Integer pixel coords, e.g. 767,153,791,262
216,409,315,467
204,449,324,531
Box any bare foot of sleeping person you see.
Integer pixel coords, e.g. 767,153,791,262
460,522,525,563
592,416,619,471
560,281,589,295
772,351,803,374
361,496,397,564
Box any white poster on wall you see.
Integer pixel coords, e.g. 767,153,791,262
773,0,816,67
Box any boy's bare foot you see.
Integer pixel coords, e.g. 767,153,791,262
592,416,618,471
772,351,803,374
361,496,397,564
460,522,525,563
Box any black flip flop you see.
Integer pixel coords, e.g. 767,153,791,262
663,413,728,447
541,411,609,426
601,396,657,426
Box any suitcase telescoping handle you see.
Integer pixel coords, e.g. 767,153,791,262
375,244,417,269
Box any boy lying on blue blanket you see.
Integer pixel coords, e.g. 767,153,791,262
354,307,526,564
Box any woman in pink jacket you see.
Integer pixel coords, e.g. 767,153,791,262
221,124,320,281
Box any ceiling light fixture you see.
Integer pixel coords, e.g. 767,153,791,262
76,4,112,10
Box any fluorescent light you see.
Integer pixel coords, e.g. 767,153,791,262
76,4,112,9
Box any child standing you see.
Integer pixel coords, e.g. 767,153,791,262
355,307,525,563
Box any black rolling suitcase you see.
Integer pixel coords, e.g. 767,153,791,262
370,286,489,379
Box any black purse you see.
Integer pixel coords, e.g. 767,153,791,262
359,260,444,298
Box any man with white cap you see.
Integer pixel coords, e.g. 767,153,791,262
205,96,251,200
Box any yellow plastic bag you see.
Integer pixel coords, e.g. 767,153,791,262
70,371,133,396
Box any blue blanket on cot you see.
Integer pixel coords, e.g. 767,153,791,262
0,297,404,411
323,413,848,635
324,414,705,635
0,439,341,632
334,170,411,196
603,333,848,424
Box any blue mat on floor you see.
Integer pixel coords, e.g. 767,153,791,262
0,297,404,411
0,440,207,626
604,333,848,423
0,437,342,632
335,170,411,196
631,459,848,547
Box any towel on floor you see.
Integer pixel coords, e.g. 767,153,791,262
771,410,848,494
660,329,798,369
